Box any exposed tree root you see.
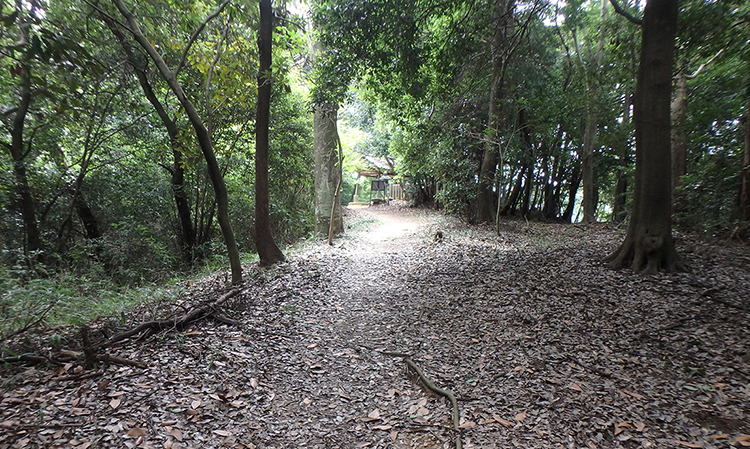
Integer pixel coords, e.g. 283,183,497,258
605,232,685,273
394,355,463,449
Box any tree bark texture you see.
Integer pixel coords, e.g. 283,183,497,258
606,0,681,273
477,0,513,223
254,0,285,266
112,0,243,282
314,104,343,235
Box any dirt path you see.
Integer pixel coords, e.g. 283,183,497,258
2,205,750,449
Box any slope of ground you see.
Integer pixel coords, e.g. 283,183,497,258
1,204,749,449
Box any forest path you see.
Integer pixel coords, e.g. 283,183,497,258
2,205,750,449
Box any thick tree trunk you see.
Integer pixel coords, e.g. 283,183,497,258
112,0,243,282
254,0,285,266
314,103,343,235
606,0,682,273
477,0,513,223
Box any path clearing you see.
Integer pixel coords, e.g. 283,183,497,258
1,204,749,449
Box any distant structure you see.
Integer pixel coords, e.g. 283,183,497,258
353,156,404,203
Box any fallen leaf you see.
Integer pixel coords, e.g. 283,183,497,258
362,409,381,422
302,397,313,405
190,400,201,409
495,417,514,428
737,436,750,442
389,430,398,441
675,441,703,448
213,429,231,437
479,418,495,425
109,398,121,409
161,420,178,426
169,429,183,441
459,421,476,429
126,428,147,437
250,378,259,389
568,382,583,393
307,343,318,349
622,389,644,399
635,422,646,432
355,442,372,448
515,411,527,422
711,434,729,440
373,424,393,431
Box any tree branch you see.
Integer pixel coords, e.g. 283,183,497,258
686,49,724,80
608,0,642,26
174,0,231,78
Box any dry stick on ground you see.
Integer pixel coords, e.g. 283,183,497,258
104,287,243,347
401,357,462,449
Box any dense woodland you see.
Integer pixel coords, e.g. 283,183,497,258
1,0,749,333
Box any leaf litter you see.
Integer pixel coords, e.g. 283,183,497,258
1,203,749,448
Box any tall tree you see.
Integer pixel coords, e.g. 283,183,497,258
606,0,681,272
254,0,285,266
110,0,243,283
477,0,515,223
312,39,343,236
2,0,41,253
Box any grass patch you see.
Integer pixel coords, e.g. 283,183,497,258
0,268,182,341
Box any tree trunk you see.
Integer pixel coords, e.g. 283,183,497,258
562,162,581,223
742,97,750,222
613,92,633,223
499,165,526,216
581,117,597,223
6,13,41,254
671,64,688,192
477,0,513,223
314,102,343,235
104,17,197,262
254,0,285,266
580,0,607,224
606,0,682,273
112,0,243,282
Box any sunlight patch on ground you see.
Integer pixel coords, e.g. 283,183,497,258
365,219,419,243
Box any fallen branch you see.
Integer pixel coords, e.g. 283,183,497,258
104,287,243,346
398,356,462,449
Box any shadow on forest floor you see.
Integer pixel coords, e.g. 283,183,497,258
1,203,749,449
